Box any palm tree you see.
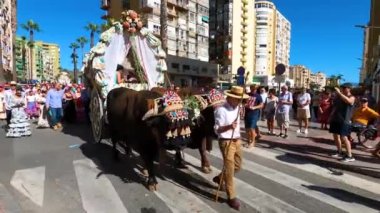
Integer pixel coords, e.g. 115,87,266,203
21,20,41,80
20,36,28,80
160,0,169,86
69,42,80,83
76,36,88,64
85,23,99,48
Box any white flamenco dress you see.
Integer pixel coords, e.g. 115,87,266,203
36,96,50,128
6,96,32,138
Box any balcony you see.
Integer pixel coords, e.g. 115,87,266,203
141,0,156,12
168,8,177,17
101,13,110,20
100,0,110,10
167,0,177,6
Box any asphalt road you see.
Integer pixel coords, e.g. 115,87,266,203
0,120,379,213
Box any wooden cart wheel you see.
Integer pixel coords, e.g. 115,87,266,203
90,89,104,143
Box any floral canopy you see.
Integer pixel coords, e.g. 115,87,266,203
83,10,167,98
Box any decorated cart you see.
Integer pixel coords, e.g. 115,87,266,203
83,10,167,142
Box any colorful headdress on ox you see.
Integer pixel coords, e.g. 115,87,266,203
207,89,226,107
142,91,192,150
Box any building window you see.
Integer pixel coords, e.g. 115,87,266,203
183,65,190,70
172,63,179,69
201,67,208,73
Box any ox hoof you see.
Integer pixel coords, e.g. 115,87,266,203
148,184,158,191
142,169,149,177
202,166,212,174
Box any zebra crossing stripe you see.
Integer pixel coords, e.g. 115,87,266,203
132,168,218,213
246,147,380,196
181,152,305,213
10,166,45,207
0,183,22,212
73,159,128,213
209,149,379,213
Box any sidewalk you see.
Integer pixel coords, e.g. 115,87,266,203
243,119,380,179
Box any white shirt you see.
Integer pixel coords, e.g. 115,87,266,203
260,92,268,104
4,89,15,110
214,102,241,139
297,93,311,110
277,91,293,114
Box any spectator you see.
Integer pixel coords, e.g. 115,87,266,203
46,83,65,130
63,85,76,123
318,91,332,130
244,85,263,148
259,87,268,121
36,89,50,128
25,90,39,119
296,87,311,134
363,89,376,109
0,85,5,120
6,87,31,138
276,86,293,138
329,83,355,162
263,89,278,135
4,81,17,126
311,91,320,121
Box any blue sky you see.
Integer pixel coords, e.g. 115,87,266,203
17,0,370,83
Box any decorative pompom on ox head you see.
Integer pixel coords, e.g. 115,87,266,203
207,89,226,107
121,10,143,34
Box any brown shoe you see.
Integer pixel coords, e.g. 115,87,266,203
56,123,62,128
227,198,241,211
53,125,58,130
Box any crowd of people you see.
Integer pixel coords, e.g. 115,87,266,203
0,81,90,137
241,83,380,162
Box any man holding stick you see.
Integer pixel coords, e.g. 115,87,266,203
212,86,249,211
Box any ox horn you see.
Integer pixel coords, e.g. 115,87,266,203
142,99,159,121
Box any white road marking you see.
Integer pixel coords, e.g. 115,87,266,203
182,152,305,213
247,147,380,195
210,149,379,213
133,168,217,213
10,166,45,207
73,159,128,213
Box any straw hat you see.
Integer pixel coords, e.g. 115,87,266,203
10,81,17,85
224,86,249,99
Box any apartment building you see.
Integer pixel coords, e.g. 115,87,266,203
309,71,327,91
0,0,17,81
289,65,311,89
209,0,256,84
101,0,216,87
252,0,291,85
14,38,61,81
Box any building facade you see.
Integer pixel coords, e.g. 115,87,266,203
101,0,215,87
14,38,60,82
209,0,290,85
289,65,311,89
0,0,17,81
253,0,291,85
209,0,256,84
309,71,327,91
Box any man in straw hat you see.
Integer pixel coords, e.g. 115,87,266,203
213,86,248,211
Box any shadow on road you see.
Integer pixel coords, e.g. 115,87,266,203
302,184,380,210
78,140,226,204
256,139,380,178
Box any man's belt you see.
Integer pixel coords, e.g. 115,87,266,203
219,138,239,142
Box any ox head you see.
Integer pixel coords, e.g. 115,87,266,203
142,91,192,150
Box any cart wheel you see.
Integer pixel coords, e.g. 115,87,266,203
358,129,377,149
90,89,104,143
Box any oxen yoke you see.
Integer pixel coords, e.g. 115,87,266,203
143,91,192,150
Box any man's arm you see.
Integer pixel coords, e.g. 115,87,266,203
334,88,355,105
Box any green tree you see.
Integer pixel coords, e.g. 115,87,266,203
69,42,80,83
76,36,88,64
20,36,28,80
21,20,41,80
84,23,99,48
